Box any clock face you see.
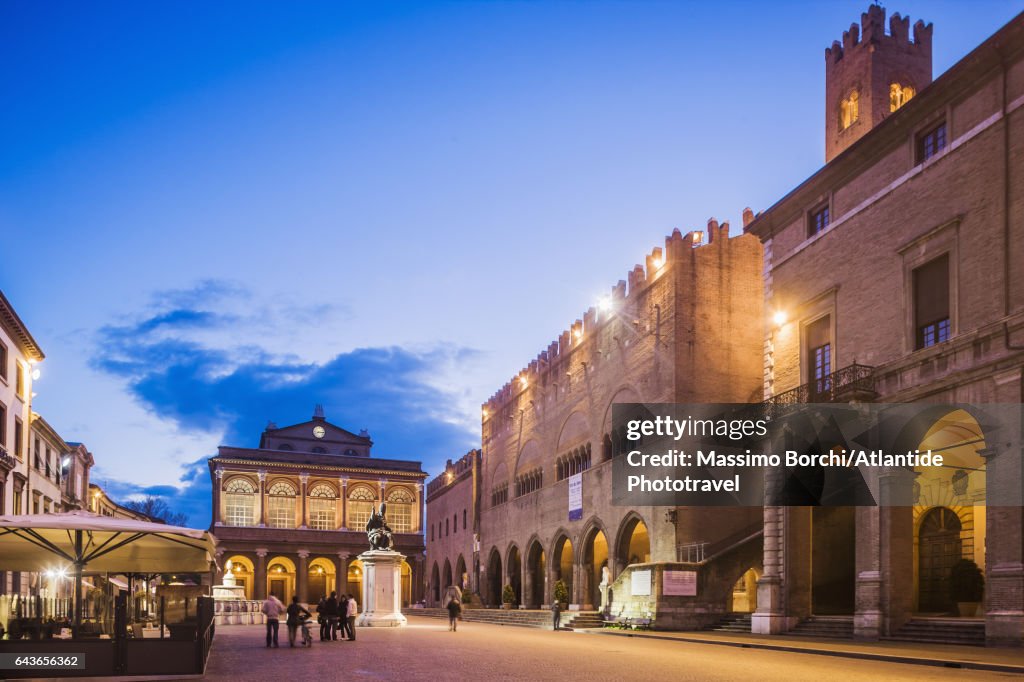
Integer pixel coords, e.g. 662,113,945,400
313,425,326,439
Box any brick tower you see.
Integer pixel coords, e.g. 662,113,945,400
825,4,932,162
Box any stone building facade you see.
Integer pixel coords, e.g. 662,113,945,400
746,7,1024,645
427,228,765,615
424,450,479,603
208,409,426,607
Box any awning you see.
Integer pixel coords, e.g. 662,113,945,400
0,510,217,573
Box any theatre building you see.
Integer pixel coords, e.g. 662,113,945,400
428,226,765,618
746,7,1024,645
208,408,426,606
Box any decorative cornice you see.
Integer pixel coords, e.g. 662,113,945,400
211,457,426,479
0,290,44,361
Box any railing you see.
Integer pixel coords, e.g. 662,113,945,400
756,363,875,422
0,445,16,471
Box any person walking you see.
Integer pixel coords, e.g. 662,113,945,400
316,596,329,641
446,597,462,631
338,593,350,640
262,594,285,647
344,594,358,641
286,596,313,648
324,591,340,641
551,600,561,631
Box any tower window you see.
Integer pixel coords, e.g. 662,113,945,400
890,83,915,112
839,91,859,130
808,203,830,237
917,121,947,163
914,254,950,349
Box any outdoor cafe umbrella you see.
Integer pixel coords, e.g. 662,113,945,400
0,510,217,633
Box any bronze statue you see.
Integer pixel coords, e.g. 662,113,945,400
366,502,394,550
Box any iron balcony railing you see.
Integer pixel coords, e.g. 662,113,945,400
0,445,15,471
755,363,876,422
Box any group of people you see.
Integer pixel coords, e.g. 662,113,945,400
261,591,358,648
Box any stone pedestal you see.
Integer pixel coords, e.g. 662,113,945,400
356,550,407,627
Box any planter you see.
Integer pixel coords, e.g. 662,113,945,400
501,603,512,610
956,601,980,617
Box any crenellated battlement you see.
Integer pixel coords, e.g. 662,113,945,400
482,218,744,416
426,449,479,499
825,5,932,64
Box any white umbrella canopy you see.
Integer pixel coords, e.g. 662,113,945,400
0,510,216,573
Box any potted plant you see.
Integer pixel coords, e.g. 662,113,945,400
949,558,984,617
553,580,569,610
501,584,516,609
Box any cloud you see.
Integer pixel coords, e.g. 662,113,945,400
90,280,479,527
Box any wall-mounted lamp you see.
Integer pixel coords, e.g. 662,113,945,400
773,310,788,328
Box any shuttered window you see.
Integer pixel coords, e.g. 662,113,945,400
914,254,950,349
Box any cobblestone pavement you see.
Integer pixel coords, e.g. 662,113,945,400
195,617,1016,681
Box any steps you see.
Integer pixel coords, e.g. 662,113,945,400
412,607,556,629
563,612,604,630
884,618,985,646
789,615,854,639
704,613,752,633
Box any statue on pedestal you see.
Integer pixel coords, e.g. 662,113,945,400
599,565,611,615
366,502,394,551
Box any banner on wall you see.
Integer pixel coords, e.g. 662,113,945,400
568,473,583,521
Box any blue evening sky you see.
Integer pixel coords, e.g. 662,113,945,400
1,1,1019,526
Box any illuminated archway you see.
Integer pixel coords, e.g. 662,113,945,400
225,555,254,600
308,557,336,602
346,558,364,600
581,523,608,608
267,556,296,603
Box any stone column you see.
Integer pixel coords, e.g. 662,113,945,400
753,505,786,634
854,505,881,640
339,477,349,530
414,482,423,532
213,469,224,526
299,473,309,529
336,553,349,596
378,478,388,504
297,550,309,604
257,470,266,527
255,549,268,601
522,558,532,608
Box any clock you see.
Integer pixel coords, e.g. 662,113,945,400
313,425,326,439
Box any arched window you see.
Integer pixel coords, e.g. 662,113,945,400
840,90,859,130
224,478,255,527
386,487,415,533
890,83,915,112
267,480,297,529
347,486,376,529
308,483,337,530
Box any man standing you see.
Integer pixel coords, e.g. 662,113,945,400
262,594,285,647
551,600,561,631
446,597,462,631
324,591,340,641
338,593,349,640
345,594,358,641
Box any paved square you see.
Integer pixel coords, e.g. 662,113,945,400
197,617,1011,681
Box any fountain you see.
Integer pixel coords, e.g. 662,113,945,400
212,560,262,625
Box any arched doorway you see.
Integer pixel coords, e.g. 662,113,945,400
582,526,608,609
443,559,453,590
224,555,254,600
266,557,296,602
307,557,336,602
346,559,363,600
553,536,573,604
729,568,760,613
455,555,467,592
615,515,650,569
486,548,502,607
526,541,546,607
918,507,963,613
811,506,855,615
912,408,986,614
400,560,412,607
507,546,522,607
430,562,440,604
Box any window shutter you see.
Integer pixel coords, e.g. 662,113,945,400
914,254,949,327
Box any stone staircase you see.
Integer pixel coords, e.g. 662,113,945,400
789,615,854,639
411,607,555,629
563,611,604,630
883,618,985,646
704,613,752,633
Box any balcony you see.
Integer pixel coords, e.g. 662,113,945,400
0,445,15,471
759,363,876,420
